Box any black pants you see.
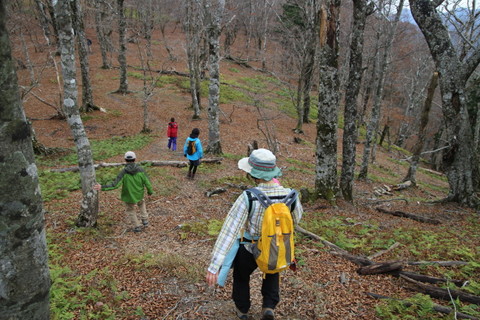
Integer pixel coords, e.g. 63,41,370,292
232,244,280,313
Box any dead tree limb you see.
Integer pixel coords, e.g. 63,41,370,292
366,292,479,320
205,188,226,197
357,261,404,275
407,260,469,267
368,242,401,260
399,271,467,287
400,274,480,305
50,158,223,173
375,207,441,224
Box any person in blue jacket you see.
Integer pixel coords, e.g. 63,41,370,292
183,128,203,179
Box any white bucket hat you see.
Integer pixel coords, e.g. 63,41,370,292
238,148,282,181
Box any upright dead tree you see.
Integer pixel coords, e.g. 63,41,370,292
0,0,51,317
358,0,404,179
340,0,374,201
409,0,480,207
204,0,225,155
115,0,129,94
71,0,98,112
54,0,99,227
403,72,439,184
315,2,340,202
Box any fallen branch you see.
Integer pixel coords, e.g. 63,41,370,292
357,261,404,275
366,292,479,320
399,271,467,287
369,198,409,205
376,207,441,224
407,260,469,267
368,242,401,260
296,226,372,266
50,158,223,173
400,274,480,305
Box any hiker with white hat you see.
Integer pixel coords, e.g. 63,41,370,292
206,148,303,320
94,151,153,233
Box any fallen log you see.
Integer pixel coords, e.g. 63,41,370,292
399,271,466,287
366,292,479,320
357,261,404,275
375,207,441,224
407,260,469,267
50,158,223,172
401,274,480,305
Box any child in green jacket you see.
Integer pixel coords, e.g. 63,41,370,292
94,151,153,232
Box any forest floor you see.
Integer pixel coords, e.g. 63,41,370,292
17,26,479,320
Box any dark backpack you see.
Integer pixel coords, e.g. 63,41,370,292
187,140,196,155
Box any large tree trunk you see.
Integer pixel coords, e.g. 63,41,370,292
358,0,404,179
115,0,129,94
403,72,438,184
34,0,52,46
315,2,340,202
0,1,51,317
205,0,224,155
71,0,97,112
340,0,372,201
54,0,99,227
409,0,480,207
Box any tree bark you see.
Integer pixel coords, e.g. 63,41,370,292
0,1,51,316
34,0,52,46
359,0,404,179
403,72,438,184
205,0,224,155
71,0,97,112
93,0,112,69
409,0,480,207
54,0,99,227
315,3,340,202
115,0,129,94
340,0,372,201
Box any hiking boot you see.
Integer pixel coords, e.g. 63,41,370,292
132,226,143,233
261,308,275,320
187,171,192,179
142,219,149,227
235,307,249,320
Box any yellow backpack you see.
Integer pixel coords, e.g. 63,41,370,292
247,188,298,274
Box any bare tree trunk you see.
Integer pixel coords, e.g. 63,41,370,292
115,0,129,94
34,0,52,46
340,0,372,201
358,0,404,179
0,1,50,317
54,0,99,227
315,2,340,202
205,0,224,155
410,0,480,207
403,72,438,184
71,0,97,112
93,0,112,69
184,0,203,119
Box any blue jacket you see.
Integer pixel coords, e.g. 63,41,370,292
183,137,203,161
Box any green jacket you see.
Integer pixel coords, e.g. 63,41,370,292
101,163,153,204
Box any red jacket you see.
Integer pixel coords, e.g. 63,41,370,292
167,122,178,137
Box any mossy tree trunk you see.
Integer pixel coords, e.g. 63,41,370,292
315,2,340,203
205,0,224,155
0,1,51,317
54,0,99,227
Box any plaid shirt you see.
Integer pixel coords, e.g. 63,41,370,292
207,183,303,274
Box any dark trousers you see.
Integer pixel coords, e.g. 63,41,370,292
232,244,280,313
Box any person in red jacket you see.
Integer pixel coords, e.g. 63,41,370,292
167,117,178,151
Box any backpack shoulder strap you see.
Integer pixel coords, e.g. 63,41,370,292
246,188,272,210
283,189,298,207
